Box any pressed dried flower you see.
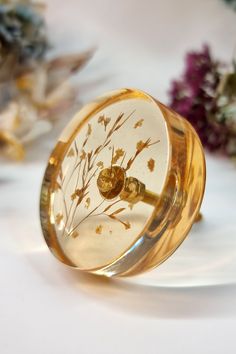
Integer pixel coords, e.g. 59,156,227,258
98,115,111,131
112,148,125,164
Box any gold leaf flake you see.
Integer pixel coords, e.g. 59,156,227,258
147,158,155,172
55,213,63,225
98,116,103,124
71,230,79,238
87,123,92,136
134,119,144,129
112,148,125,164
80,149,86,160
67,147,75,157
95,225,103,234
96,161,104,169
71,191,77,200
85,197,90,209
98,115,111,130
125,221,131,230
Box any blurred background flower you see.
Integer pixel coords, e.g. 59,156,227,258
168,45,236,158
223,0,236,10
0,0,92,161
0,0,48,79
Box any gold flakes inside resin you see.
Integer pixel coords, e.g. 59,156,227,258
53,110,160,239
85,197,90,209
136,138,158,152
125,138,159,172
80,149,86,160
147,158,155,172
95,225,103,234
87,123,92,136
71,230,79,238
55,213,63,225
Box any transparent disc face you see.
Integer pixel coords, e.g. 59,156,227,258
48,93,170,270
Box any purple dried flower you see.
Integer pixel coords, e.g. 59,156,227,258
168,45,230,153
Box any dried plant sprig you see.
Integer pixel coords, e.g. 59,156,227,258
56,110,159,238
112,148,125,164
98,115,111,131
125,138,159,171
64,111,136,236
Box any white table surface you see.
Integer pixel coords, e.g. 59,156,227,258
1,1,236,353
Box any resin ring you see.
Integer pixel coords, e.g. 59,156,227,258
40,88,206,277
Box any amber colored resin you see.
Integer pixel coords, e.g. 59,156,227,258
40,88,205,277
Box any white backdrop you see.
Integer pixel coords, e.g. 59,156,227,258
1,1,236,354
46,0,236,101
